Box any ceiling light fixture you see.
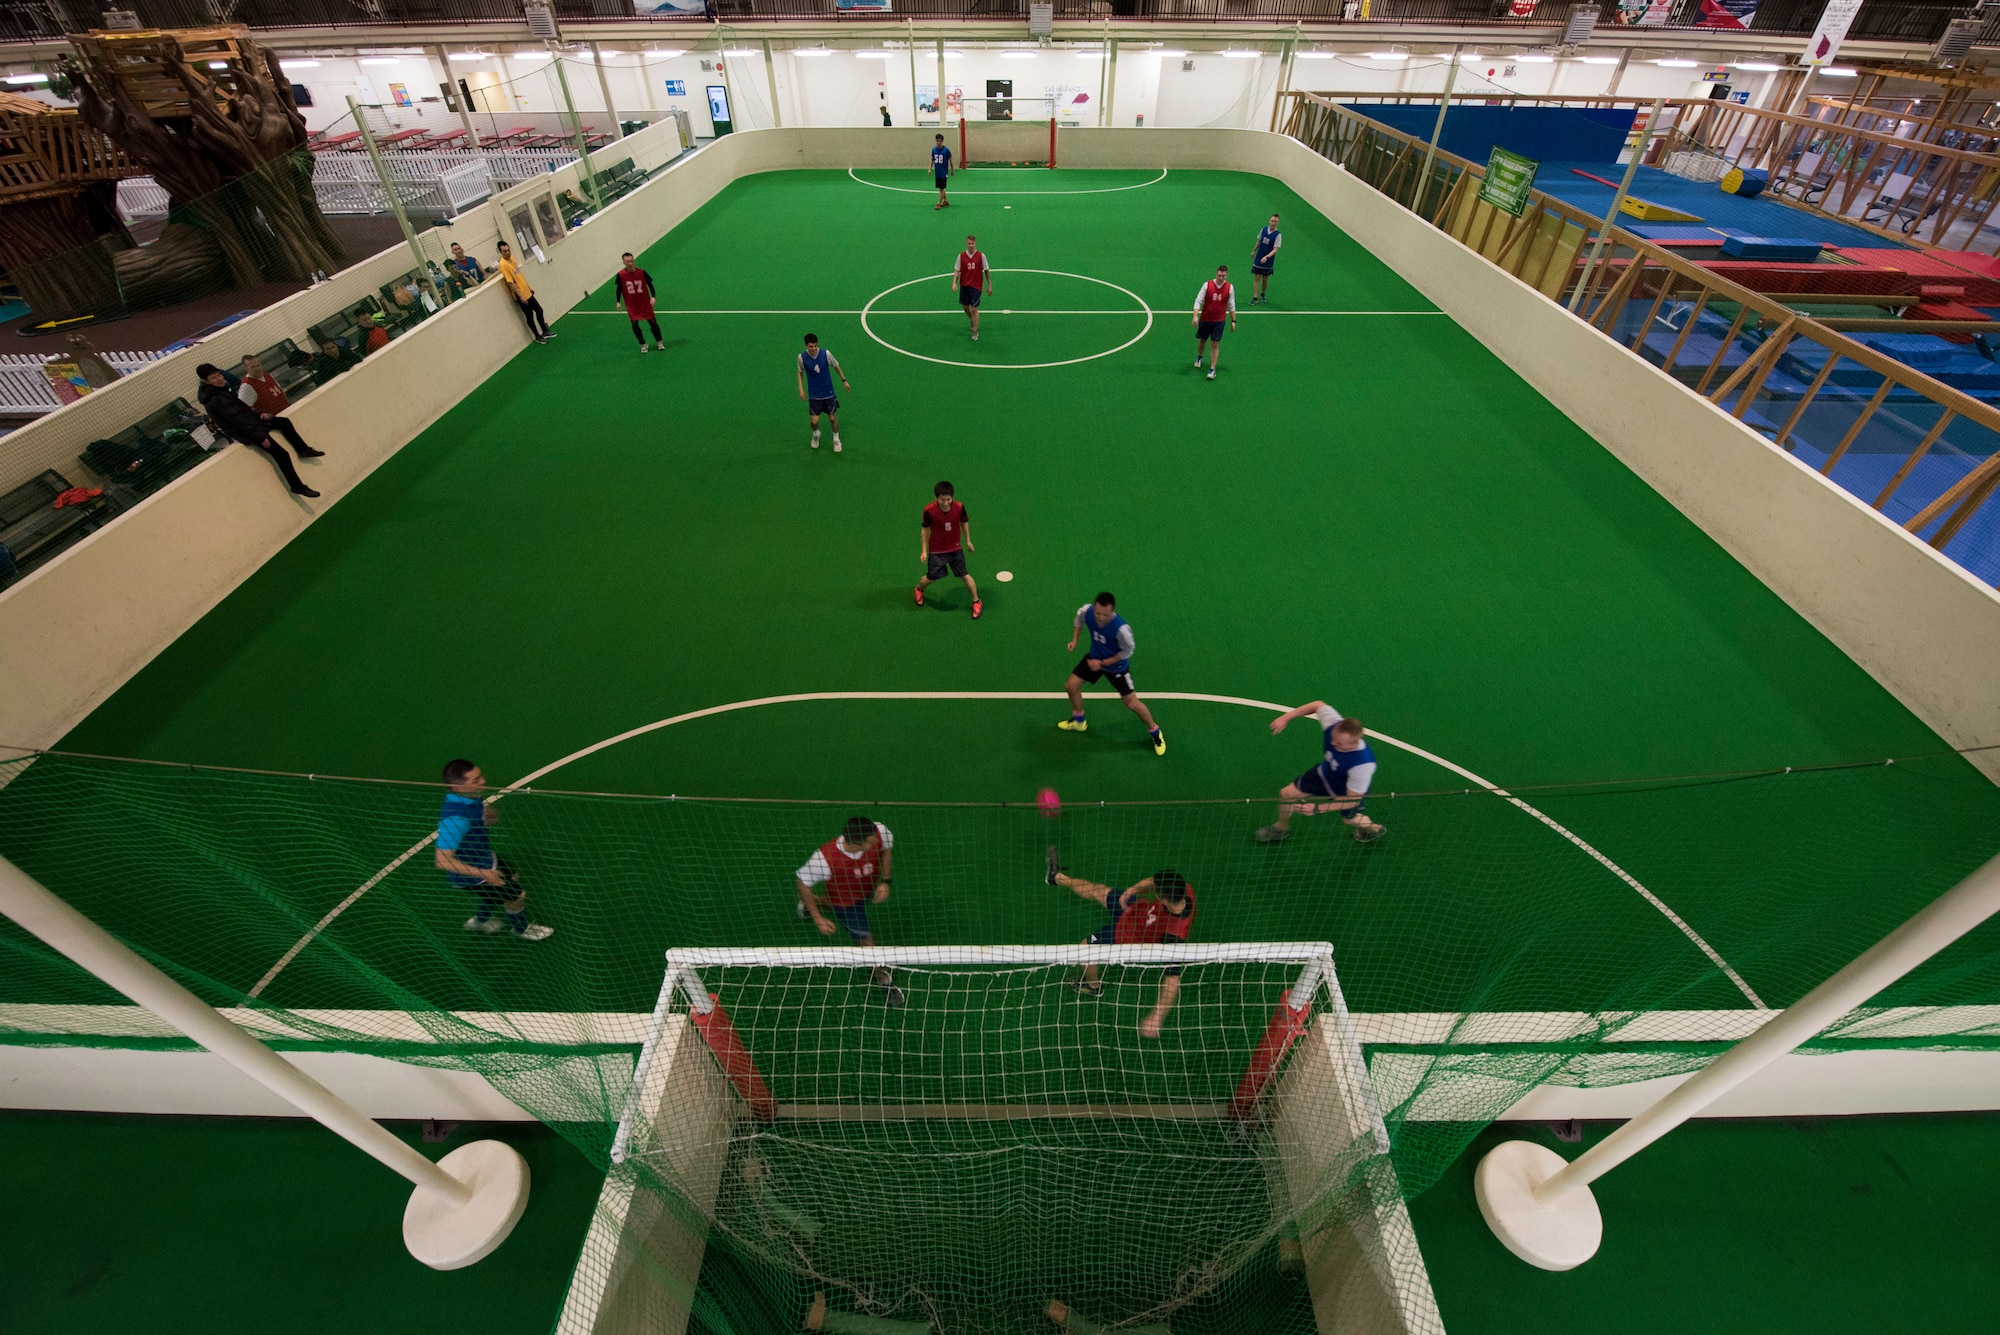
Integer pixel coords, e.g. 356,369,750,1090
1654,57,1698,67
446,52,489,61
854,50,893,59
1578,55,1619,64
1001,50,1038,59
1294,50,1334,59
360,57,400,65
278,59,320,69
1733,61,1781,71
1366,51,1407,61
1225,48,1263,59
794,46,831,56
1820,65,1858,76
1517,52,1555,63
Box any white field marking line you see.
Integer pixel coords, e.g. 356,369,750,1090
250,691,1761,1008
565,308,1446,317
847,165,1168,195
861,270,1154,370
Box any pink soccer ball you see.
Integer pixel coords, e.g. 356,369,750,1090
1036,787,1062,817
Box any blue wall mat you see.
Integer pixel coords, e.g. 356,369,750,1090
1339,105,1638,166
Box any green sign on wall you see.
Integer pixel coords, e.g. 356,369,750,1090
1479,147,1540,218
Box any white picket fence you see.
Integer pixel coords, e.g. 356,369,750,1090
310,148,581,216
0,353,172,417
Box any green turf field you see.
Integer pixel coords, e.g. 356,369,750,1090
9,166,1998,1029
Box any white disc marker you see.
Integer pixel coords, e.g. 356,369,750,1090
996,571,1014,582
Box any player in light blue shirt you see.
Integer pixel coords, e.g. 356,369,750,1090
795,332,852,452
1251,214,1282,305
1256,701,1387,844
931,134,953,210
1058,591,1165,756
434,759,555,939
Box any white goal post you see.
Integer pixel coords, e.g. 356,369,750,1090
557,943,1444,1335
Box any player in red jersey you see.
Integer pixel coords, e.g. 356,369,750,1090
1046,850,1195,1038
914,479,981,618
796,815,904,1007
614,252,663,354
954,236,992,342
1192,264,1237,381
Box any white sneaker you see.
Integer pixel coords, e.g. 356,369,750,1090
1207,369,1216,380
638,343,648,354
971,331,979,342
1193,357,1203,368
464,916,503,934
515,923,554,941
833,436,843,453
811,432,820,450
796,901,809,919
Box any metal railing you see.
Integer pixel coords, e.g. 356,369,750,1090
1308,88,2000,253
1284,91,2000,586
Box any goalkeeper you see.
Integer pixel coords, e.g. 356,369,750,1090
1046,852,1196,1038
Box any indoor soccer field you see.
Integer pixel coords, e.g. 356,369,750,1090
5,165,2000,1331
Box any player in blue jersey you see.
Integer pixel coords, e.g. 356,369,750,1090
931,134,953,210
1256,701,1387,843
434,759,554,939
1251,214,1282,305
1059,591,1164,756
796,332,851,452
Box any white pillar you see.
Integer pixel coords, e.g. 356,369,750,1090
589,42,619,136
0,853,530,1271
1477,848,2000,1271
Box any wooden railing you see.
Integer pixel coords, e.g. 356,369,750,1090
1298,89,2000,253
1283,91,2000,584
0,104,139,203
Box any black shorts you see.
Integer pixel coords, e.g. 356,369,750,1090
1294,765,1367,818
960,285,983,308
927,550,967,579
935,174,950,190
808,395,839,416
1251,263,1275,277
1196,320,1226,342
1072,657,1135,696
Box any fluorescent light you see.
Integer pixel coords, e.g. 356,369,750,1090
1226,49,1264,59
5,73,50,83
643,48,685,58
1654,58,1698,67
1733,61,1781,71
794,47,832,57
360,57,400,66
446,52,489,61
1579,55,1619,64
854,50,894,59
1820,66,1858,76
942,50,964,58
1517,53,1555,63
1153,49,1188,58
1366,51,1406,61
1001,51,1038,59
1294,50,1334,59
721,49,760,58
512,51,552,62
1075,50,1105,60
1460,52,1484,61
278,59,319,69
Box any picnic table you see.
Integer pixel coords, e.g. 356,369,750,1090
312,131,363,152
378,128,430,149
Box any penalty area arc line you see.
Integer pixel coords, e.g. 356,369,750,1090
248,691,1761,1008
847,166,1168,195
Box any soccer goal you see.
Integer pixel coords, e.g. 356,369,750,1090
555,944,1442,1335
958,98,1058,169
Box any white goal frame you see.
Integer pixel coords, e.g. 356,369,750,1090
557,943,1445,1335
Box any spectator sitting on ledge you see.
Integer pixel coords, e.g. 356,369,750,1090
197,362,326,499
310,337,362,386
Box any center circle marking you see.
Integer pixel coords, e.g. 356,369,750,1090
860,269,1154,370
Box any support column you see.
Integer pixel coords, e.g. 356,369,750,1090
347,95,441,304
548,49,601,208
1416,47,1461,220
1567,96,1662,313
761,38,783,129
1606,47,1631,97
1104,38,1119,128
907,22,920,126
434,44,481,148
0,854,528,1271
589,42,620,138
937,36,949,130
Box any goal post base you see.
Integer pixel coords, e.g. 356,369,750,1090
401,1138,530,1271
1473,1139,1604,1271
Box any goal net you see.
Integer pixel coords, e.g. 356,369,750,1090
958,100,1059,168
556,944,1442,1335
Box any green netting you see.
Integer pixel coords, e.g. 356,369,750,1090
0,746,1997,1333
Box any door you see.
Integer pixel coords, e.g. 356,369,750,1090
986,78,1013,121
707,84,734,136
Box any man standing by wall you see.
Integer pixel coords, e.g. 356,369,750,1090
496,241,551,344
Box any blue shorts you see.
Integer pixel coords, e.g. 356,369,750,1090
1196,320,1226,342
829,901,872,942
809,395,839,417
959,285,983,308
1293,765,1366,817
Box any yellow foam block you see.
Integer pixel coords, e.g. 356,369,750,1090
1618,197,1705,223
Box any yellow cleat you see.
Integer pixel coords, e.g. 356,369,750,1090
1057,718,1088,732
1151,729,1166,756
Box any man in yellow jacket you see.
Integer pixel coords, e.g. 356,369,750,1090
495,241,552,344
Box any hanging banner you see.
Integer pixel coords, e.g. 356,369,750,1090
1695,0,1759,29
1612,0,1676,26
1479,146,1540,217
1805,0,1864,64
